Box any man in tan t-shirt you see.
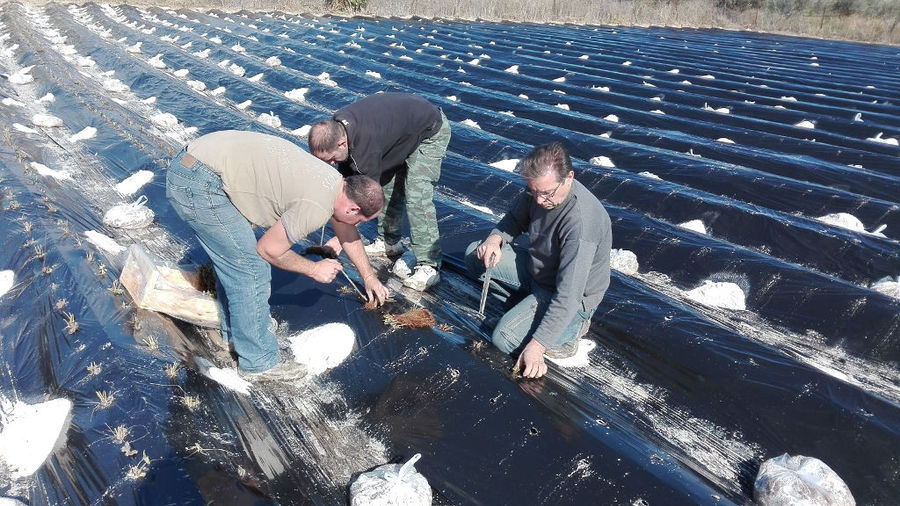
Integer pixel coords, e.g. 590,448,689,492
166,130,389,382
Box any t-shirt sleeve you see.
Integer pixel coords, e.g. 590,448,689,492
279,201,331,244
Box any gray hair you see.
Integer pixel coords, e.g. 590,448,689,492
517,142,573,182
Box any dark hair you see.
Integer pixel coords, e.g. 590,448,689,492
517,142,573,182
344,175,384,218
308,119,344,155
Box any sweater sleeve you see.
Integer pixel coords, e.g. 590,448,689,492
490,193,529,244
530,229,596,349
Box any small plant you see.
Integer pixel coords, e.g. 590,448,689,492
121,441,138,457
125,452,151,480
108,280,125,295
2,126,10,143
8,199,20,211
164,362,180,379
56,219,70,236
42,265,54,276
55,298,68,310
22,238,36,249
85,250,95,264
22,221,33,233
87,362,102,376
95,390,115,410
338,285,353,294
62,311,79,334
109,424,130,444
182,395,201,411
97,263,107,277
438,323,453,332
142,335,159,351
46,204,57,214
34,244,45,260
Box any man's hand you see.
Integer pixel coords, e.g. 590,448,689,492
476,234,503,268
515,340,548,378
364,275,389,306
310,259,343,283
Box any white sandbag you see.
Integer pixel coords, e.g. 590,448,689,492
684,280,746,310
350,454,431,506
871,275,899,299
678,219,707,235
31,113,63,127
609,249,638,275
116,170,154,195
0,398,72,479
84,230,126,254
285,88,308,102
754,453,854,506
289,323,356,376
488,159,519,172
103,196,154,229
257,112,281,128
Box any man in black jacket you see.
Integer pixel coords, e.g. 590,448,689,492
309,93,451,291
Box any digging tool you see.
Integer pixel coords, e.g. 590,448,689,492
478,253,496,317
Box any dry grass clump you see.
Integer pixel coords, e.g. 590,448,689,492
87,362,102,376
383,308,437,329
95,390,115,410
61,311,79,334
164,362,180,379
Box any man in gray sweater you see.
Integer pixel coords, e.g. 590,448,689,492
466,143,611,378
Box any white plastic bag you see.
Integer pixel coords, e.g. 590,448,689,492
103,196,154,229
349,454,431,506
754,453,855,506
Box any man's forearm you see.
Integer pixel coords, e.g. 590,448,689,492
333,221,378,281
265,248,318,278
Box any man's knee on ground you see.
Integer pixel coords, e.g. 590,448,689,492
491,324,521,354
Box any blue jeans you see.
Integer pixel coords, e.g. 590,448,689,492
166,150,279,372
465,240,595,353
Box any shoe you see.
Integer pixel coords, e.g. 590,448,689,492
402,265,440,291
578,318,591,338
239,360,307,383
544,339,579,359
364,238,405,257
391,250,417,279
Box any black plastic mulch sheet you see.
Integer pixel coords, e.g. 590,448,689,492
0,3,898,504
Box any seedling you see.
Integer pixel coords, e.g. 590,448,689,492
125,452,151,480
142,335,159,351
56,219,70,235
42,265,53,275
121,441,138,457
22,221,32,233
95,390,115,410
87,362,102,376
8,199,20,210
109,424,130,444
164,362,180,379
62,311,79,334
182,395,201,411
46,203,57,214
97,263,107,277
34,244,45,260
85,250,95,263
55,298,68,310
438,323,453,332
108,280,125,295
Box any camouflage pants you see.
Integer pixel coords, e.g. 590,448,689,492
379,110,451,268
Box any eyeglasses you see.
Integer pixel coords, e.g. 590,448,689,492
525,179,564,201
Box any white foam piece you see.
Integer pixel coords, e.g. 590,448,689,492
148,54,166,69
210,86,226,96
126,41,142,53
37,92,55,103
316,72,337,87
31,162,71,181
289,322,356,375
265,56,281,66
31,113,63,128
504,65,519,74
678,219,707,234
227,63,245,77
546,339,596,367
680,80,692,85
622,60,632,66
116,170,154,195
0,270,13,298
284,87,308,102
651,96,662,101
815,212,885,236
446,95,458,102
102,78,129,92
150,112,178,128
193,48,210,59
650,109,665,115
231,44,245,52
236,99,252,110
194,357,251,395
458,199,493,215
248,73,264,83
685,280,746,310
0,399,72,479
173,68,190,78
668,68,680,74
9,66,35,85
186,80,206,92
552,76,565,82
489,158,519,172
699,74,715,79
12,123,39,134
716,137,735,144
604,114,619,122
579,54,589,60
779,96,797,101
291,124,311,137
642,81,656,88
461,119,480,129
518,94,529,100
499,110,515,117
871,276,899,299
589,156,615,168
468,58,480,66
866,132,898,146
610,248,638,275
2,98,25,107
637,171,661,180
210,36,222,44
365,70,381,79
84,230,125,254
795,120,815,129
555,104,570,110
141,96,157,105
257,112,281,128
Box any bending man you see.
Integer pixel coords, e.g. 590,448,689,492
166,130,389,382
309,93,451,292
466,143,612,379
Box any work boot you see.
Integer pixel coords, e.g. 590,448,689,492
364,238,405,257
391,250,417,279
544,339,579,359
402,265,440,291
239,360,307,383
